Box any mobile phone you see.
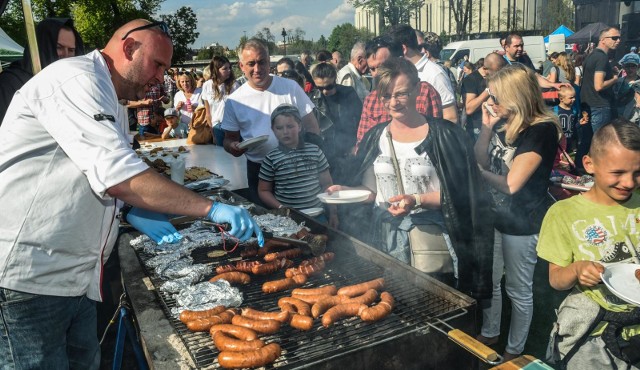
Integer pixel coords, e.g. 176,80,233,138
484,102,498,118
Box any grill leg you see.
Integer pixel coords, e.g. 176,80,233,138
112,307,149,370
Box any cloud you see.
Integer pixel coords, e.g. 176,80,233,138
321,0,355,27
252,0,288,16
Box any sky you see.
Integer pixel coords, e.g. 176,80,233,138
159,0,356,49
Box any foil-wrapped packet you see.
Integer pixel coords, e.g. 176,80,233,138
173,280,243,314
158,259,211,280
159,271,203,294
255,213,305,236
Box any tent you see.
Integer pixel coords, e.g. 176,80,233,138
544,25,574,43
566,22,610,44
0,26,23,63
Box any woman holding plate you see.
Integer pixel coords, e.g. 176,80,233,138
327,58,493,298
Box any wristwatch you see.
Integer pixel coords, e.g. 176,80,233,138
413,194,422,209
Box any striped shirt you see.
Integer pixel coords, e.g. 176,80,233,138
259,143,329,209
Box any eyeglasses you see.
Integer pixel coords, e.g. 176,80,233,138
604,36,621,41
486,88,499,105
121,21,171,40
316,83,336,91
381,91,412,103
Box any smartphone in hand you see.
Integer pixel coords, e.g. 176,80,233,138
484,102,498,117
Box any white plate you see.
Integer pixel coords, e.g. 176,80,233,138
317,190,371,204
560,183,591,192
237,135,269,150
300,207,324,217
601,263,640,306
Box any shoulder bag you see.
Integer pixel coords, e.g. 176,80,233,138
187,97,213,145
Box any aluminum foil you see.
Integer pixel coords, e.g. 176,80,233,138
255,213,305,236
158,260,212,280
172,280,243,314
159,272,203,294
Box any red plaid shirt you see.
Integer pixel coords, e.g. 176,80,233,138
356,81,443,147
136,83,166,126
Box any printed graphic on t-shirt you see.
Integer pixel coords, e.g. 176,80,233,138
557,110,575,138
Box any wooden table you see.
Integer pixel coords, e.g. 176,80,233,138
140,139,247,190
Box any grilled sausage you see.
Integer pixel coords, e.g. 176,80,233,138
186,308,237,332
311,295,348,318
277,297,312,317
290,314,314,331
217,342,281,369
300,252,335,265
291,273,308,285
209,271,251,285
212,331,265,352
235,260,262,273
264,248,302,262
322,303,367,327
262,278,297,294
179,305,226,324
360,292,395,322
251,258,293,275
285,259,326,278
240,248,258,258
291,285,337,296
241,308,290,323
344,289,378,305
337,278,385,297
209,324,258,341
215,264,237,274
291,293,332,305
231,315,281,334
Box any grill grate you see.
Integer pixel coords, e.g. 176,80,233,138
134,231,466,369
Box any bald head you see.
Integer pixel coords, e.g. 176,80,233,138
484,53,506,75
102,19,173,101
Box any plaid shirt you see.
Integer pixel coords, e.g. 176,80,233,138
164,74,176,100
356,81,443,147
137,83,166,126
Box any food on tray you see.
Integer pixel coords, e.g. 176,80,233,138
321,303,367,327
186,308,238,332
209,271,251,285
337,278,385,297
184,166,213,182
179,305,226,324
217,342,281,369
289,314,314,331
240,307,290,323
231,315,281,334
360,292,395,322
178,145,187,152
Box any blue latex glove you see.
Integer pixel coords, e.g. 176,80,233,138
126,207,183,245
207,202,264,246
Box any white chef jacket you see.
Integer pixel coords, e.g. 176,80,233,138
0,50,149,301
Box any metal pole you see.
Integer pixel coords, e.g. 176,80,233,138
21,0,40,75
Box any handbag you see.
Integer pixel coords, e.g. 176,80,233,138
541,67,561,106
385,130,453,274
186,98,213,145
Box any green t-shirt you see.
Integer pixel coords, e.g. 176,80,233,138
537,193,640,336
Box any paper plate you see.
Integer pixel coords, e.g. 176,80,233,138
601,263,640,306
300,207,324,217
237,135,269,150
317,190,371,204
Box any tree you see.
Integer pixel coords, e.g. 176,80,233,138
161,6,199,64
253,27,277,54
537,0,574,35
348,0,425,32
327,23,373,59
447,0,476,37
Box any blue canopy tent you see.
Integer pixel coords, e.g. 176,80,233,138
544,25,574,43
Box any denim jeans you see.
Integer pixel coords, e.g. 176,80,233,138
0,289,100,370
480,230,538,355
590,106,612,133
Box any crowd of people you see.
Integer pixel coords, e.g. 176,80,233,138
0,16,639,370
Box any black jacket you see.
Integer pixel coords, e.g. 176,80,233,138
352,119,495,300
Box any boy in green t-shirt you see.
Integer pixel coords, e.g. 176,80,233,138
537,119,640,369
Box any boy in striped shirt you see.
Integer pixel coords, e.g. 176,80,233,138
258,104,338,227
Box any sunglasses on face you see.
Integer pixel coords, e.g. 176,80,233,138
316,83,336,91
121,21,171,40
486,88,499,105
604,36,621,41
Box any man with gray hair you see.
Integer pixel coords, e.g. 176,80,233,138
221,39,321,205
336,41,371,102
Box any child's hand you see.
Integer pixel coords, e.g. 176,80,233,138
572,261,605,287
326,185,345,194
387,194,413,217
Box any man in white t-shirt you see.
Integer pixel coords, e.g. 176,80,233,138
0,20,262,369
387,24,458,124
221,39,321,205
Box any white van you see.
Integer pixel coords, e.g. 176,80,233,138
441,36,548,72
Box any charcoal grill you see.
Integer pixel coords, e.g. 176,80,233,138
118,190,481,369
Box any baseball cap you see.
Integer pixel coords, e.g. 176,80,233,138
632,46,637,52
621,53,640,66
164,108,179,117
270,104,301,125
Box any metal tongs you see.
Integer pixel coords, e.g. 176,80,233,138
262,231,327,256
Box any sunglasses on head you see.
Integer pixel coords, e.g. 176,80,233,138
121,21,171,40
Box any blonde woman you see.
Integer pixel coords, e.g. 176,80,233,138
201,55,239,145
173,72,202,126
553,52,576,84
474,64,561,361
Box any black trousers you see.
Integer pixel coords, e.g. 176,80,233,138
246,159,265,207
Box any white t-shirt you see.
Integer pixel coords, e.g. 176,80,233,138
201,80,239,125
220,76,315,162
174,88,202,126
0,50,148,301
370,127,440,209
414,55,456,106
